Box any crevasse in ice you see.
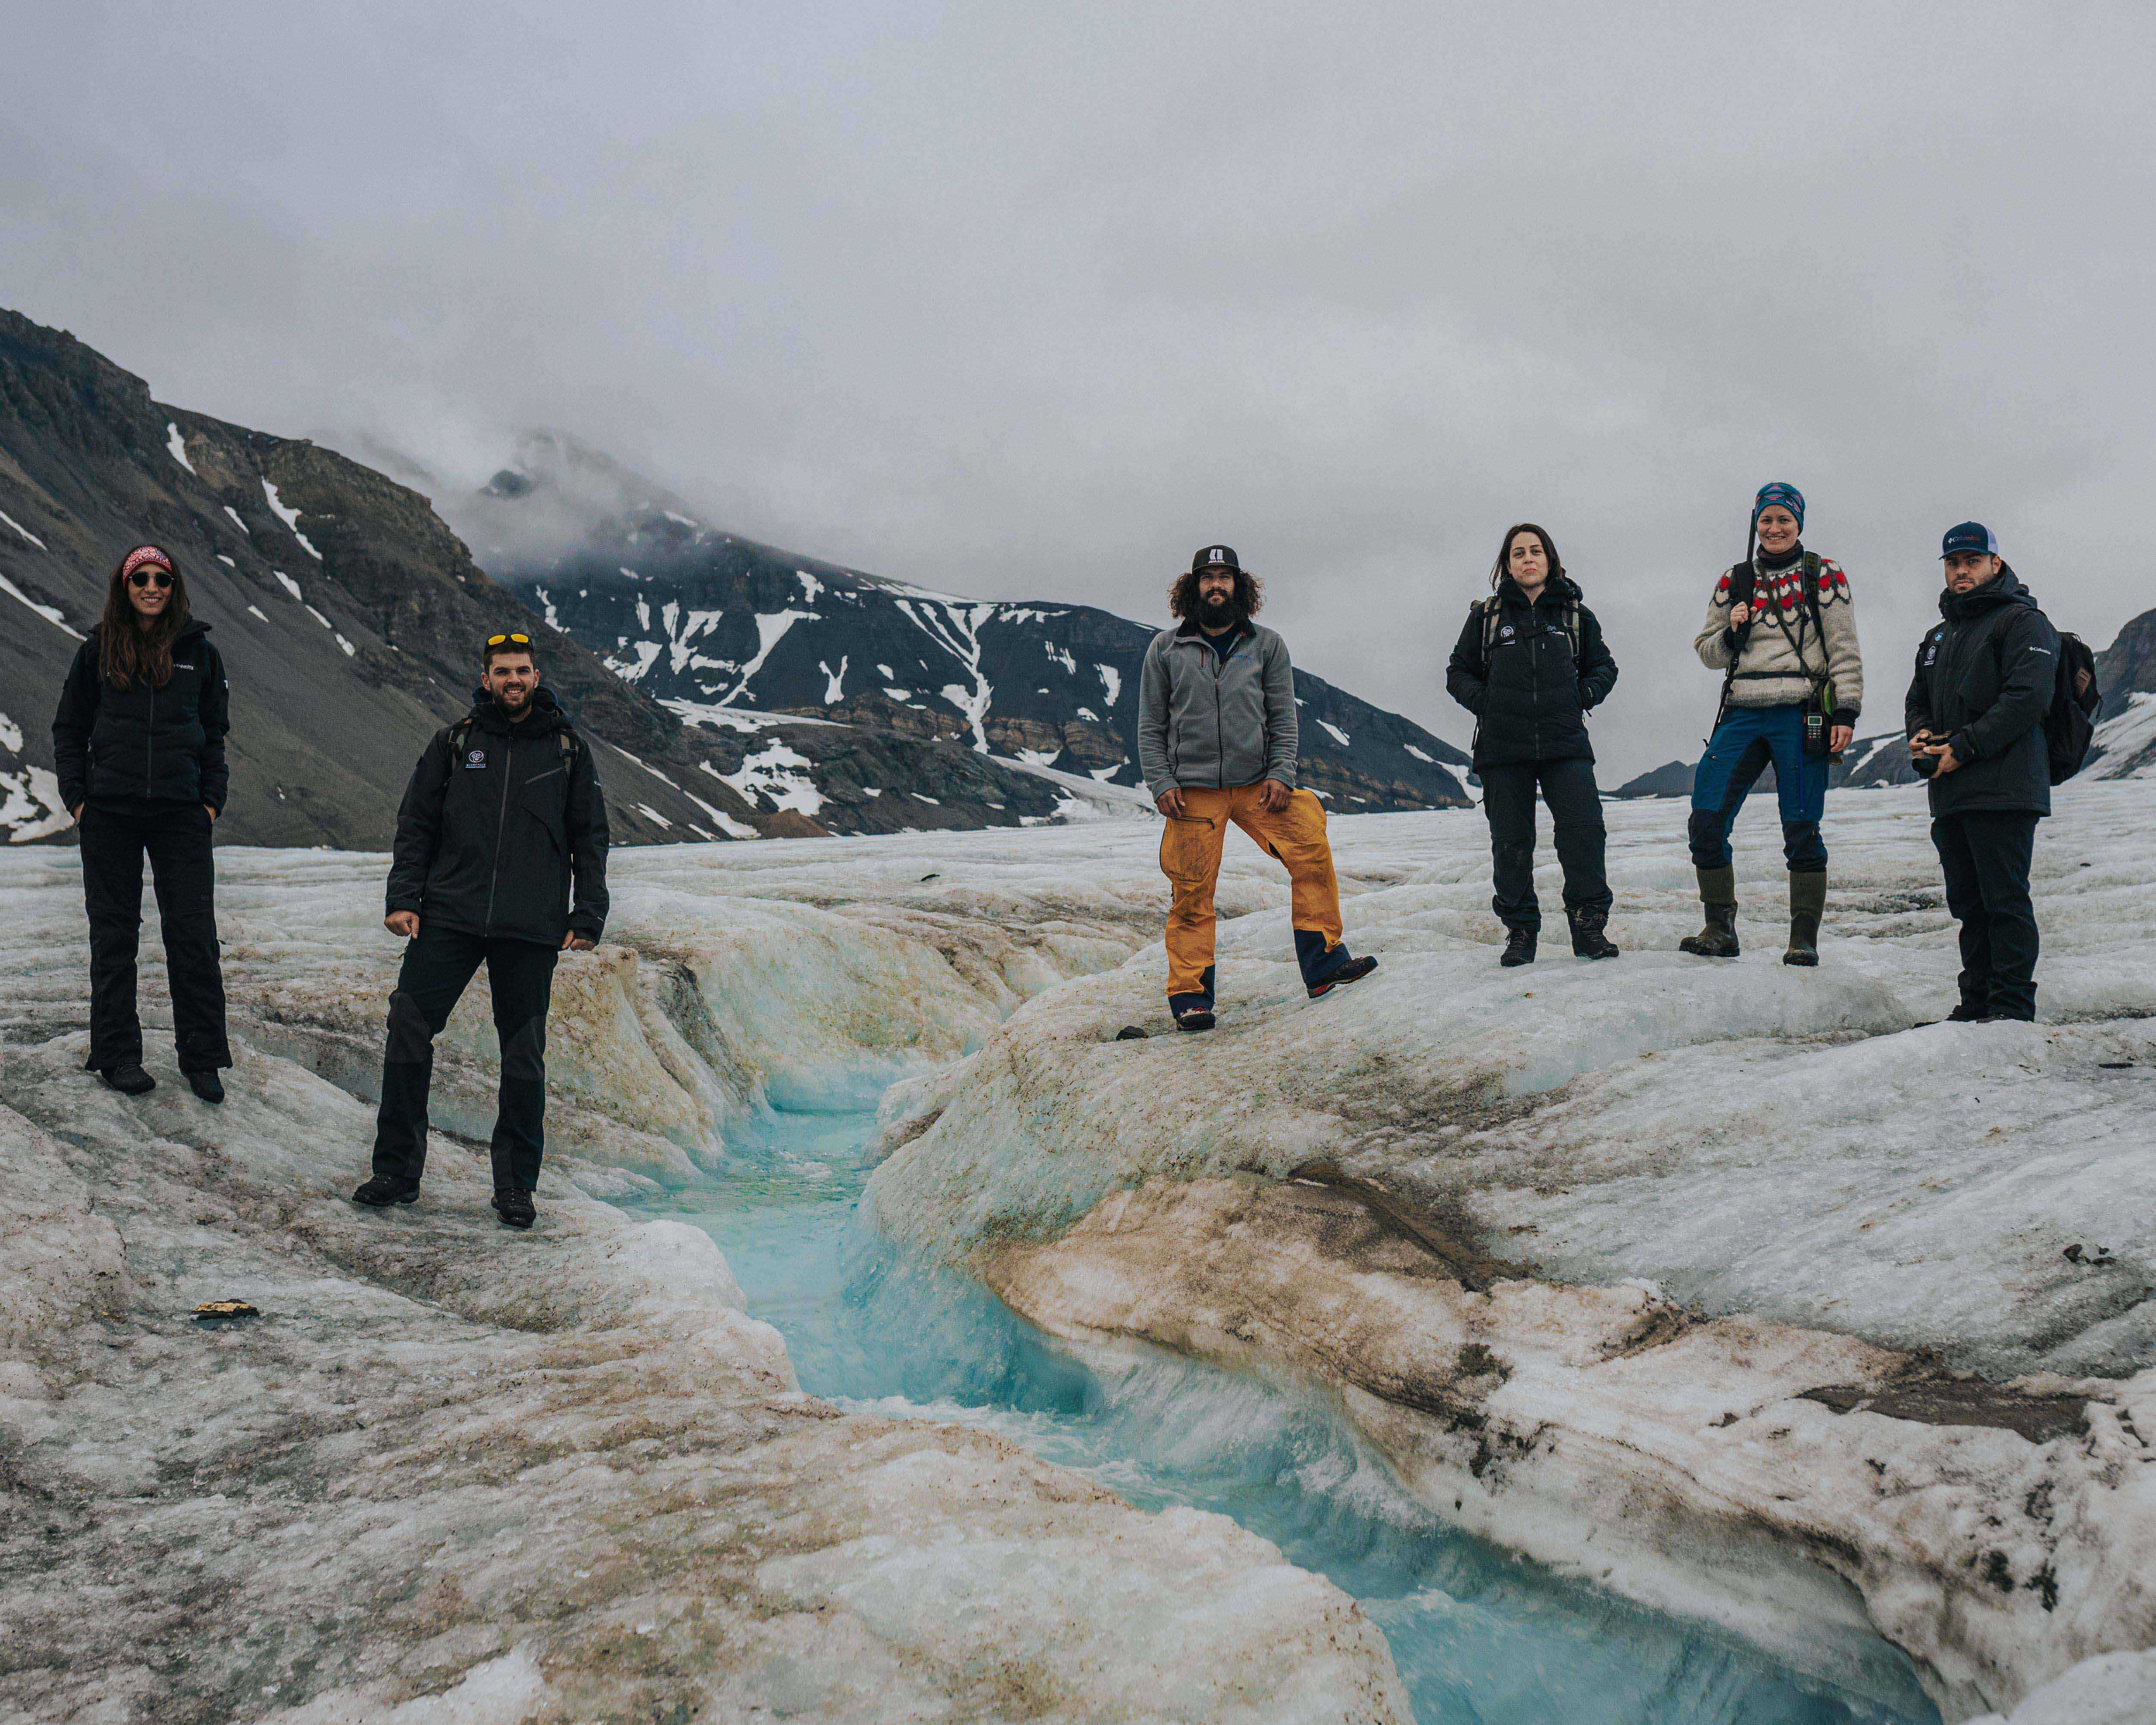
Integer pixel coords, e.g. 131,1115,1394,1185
0,781,2150,1722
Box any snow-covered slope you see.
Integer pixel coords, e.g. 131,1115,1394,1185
861,783,2156,1722
0,841,1410,1724
419,431,1473,815
7,781,2153,1722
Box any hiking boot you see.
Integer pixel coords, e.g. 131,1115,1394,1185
493,1186,536,1230
1500,927,1537,967
352,1173,420,1208
1946,999,1990,1022
183,1069,226,1104
1568,908,1620,960
1678,866,1740,958
1308,955,1379,998
1783,872,1827,967
1174,1004,1216,1032
98,1065,156,1096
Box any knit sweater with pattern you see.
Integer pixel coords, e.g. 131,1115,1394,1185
1692,545,1864,721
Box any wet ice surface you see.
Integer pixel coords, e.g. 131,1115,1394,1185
646,1110,1939,1725
3,781,2152,1722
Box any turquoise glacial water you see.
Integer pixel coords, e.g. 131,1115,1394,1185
636,1107,1940,1725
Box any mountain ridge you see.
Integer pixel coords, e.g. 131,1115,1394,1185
417,430,1472,816
0,312,1086,846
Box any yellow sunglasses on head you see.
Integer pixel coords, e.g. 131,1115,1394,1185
485,633,531,648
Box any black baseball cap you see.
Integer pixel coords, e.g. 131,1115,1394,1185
1940,522,1999,558
1191,544,1241,574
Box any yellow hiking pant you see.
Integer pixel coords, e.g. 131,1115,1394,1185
1159,783,1344,1000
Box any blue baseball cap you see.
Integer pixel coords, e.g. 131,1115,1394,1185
1940,521,1999,558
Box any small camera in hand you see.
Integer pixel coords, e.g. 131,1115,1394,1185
1912,751,1939,779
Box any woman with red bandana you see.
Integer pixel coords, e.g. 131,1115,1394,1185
1682,484,1865,965
50,545,233,1101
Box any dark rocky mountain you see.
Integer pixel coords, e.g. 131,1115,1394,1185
403,433,1471,816
2087,607,2156,778
0,312,1100,846
1610,759,1697,800
1614,603,2156,798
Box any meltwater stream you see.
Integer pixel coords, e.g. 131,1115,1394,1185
635,1108,1941,1725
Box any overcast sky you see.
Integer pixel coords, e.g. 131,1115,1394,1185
8,3,2151,775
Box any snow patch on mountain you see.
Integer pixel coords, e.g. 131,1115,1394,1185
2089,692,2156,779
711,741,825,816
0,575,80,640
260,478,322,559
0,709,70,842
0,506,47,549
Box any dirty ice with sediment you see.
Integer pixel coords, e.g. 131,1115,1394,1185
1,783,2151,1724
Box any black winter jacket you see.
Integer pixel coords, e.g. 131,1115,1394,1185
386,687,611,946
1445,577,1619,769
51,620,231,812
1903,565,2060,819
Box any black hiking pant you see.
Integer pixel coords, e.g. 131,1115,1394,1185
370,926,558,1192
1479,758,1610,932
79,802,231,1073
1932,812,2041,1021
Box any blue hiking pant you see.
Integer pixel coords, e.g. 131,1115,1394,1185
1687,704,1828,873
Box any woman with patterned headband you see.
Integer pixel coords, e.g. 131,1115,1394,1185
1681,483,1865,966
49,545,233,1101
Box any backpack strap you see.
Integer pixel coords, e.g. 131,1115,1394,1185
1481,592,1584,670
447,717,474,756
1716,561,1752,728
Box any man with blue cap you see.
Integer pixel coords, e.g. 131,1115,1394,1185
1904,523,2067,1022
1683,482,1865,964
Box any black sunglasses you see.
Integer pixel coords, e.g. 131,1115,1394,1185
485,632,531,648
127,570,173,590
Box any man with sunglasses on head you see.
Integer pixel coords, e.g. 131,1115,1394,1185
352,632,609,1229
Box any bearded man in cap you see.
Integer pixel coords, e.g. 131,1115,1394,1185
1135,544,1379,1032
1905,523,2088,1022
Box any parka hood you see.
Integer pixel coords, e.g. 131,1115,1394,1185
1940,563,2036,622
465,682,571,733
1495,573,1583,608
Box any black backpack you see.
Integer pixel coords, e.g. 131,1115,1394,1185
1994,620,2100,784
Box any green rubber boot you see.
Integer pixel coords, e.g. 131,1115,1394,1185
1679,866,1740,958
1784,871,1827,966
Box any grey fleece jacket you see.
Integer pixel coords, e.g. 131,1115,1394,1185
1136,618,1298,800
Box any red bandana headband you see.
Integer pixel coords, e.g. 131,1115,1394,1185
120,546,174,582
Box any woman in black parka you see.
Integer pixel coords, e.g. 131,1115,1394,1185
1445,522,1621,966
50,545,233,1101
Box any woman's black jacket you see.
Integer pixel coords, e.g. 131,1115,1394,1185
51,620,231,811
1445,576,1619,768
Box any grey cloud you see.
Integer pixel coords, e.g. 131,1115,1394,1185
5,2,2151,772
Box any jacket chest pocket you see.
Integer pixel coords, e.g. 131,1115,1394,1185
446,744,501,814
162,666,202,722
520,763,570,847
